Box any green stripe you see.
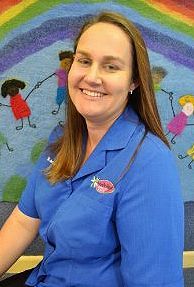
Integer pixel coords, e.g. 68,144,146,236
117,0,194,38
0,0,74,41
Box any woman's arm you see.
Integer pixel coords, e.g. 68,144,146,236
0,206,40,277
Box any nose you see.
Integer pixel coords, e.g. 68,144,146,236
84,63,102,85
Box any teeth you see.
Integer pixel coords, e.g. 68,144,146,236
82,89,104,97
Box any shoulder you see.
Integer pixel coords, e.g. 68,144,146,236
122,130,180,190
138,131,174,166
116,131,182,209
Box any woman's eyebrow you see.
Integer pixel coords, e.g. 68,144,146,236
76,50,125,65
75,50,90,57
102,55,125,65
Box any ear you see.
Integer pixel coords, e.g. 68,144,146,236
129,81,139,93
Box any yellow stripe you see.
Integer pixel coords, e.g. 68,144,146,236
6,251,194,274
0,0,39,26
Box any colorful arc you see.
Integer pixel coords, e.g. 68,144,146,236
0,0,194,73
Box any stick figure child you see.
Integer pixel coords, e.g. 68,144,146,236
0,79,36,130
0,131,13,155
165,94,194,144
52,51,73,115
151,66,167,92
178,144,194,169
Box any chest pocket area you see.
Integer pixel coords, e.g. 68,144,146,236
46,193,113,251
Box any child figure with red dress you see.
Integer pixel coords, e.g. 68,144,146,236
0,79,36,130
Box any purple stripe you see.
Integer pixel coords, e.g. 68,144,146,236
0,16,194,73
0,15,92,73
147,38,194,69
136,23,194,70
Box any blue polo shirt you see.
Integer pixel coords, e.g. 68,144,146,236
18,106,184,287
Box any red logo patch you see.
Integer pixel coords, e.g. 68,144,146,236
91,176,115,193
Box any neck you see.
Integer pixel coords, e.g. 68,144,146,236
82,108,126,164
82,120,114,165
86,119,114,150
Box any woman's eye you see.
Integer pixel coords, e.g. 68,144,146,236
76,57,91,66
104,64,119,72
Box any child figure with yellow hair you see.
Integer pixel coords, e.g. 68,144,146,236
166,94,194,144
178,144,194,169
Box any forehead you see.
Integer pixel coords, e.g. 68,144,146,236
184,102,194,107
77,22,132,59
182,102,194,111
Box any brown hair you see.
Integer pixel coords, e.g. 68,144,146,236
46,11,169,184
58,50,73,61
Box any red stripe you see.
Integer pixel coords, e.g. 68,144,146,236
151,0,194,20
0,0,22,14
169,0,194,10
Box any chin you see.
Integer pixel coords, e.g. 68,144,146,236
79,110,102,121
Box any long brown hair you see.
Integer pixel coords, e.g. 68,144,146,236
46,11,169,184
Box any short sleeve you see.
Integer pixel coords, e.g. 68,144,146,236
18,125,63,218
116,136,184,286
18,153,45,218
18,149,50,218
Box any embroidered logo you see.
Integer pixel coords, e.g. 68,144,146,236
47,156,54,164
91,176,115,194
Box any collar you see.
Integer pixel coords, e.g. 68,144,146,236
96,105,140,151
72,106,142,181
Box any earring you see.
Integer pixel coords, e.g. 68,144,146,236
130,90,133,95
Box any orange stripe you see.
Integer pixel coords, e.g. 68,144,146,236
146,0,194,26
150,0,194,20
0,0,22,14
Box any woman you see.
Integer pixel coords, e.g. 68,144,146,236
0,11,184,287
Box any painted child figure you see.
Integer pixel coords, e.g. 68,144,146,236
151,66,167,92
0,79,36,130
165,94,194,144
52,51,73,115
178,144,194,169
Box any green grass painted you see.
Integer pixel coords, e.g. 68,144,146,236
31,139,47,164
2,175,27,202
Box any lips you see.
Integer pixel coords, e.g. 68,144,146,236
80,89,106,98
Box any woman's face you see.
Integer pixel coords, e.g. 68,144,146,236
68,22,136,126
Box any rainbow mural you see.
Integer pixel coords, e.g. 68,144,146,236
0,0,194,202
0,0,194,73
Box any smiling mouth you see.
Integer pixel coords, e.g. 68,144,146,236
80,89,106,98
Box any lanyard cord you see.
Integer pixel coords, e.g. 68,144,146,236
114,128,148,187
